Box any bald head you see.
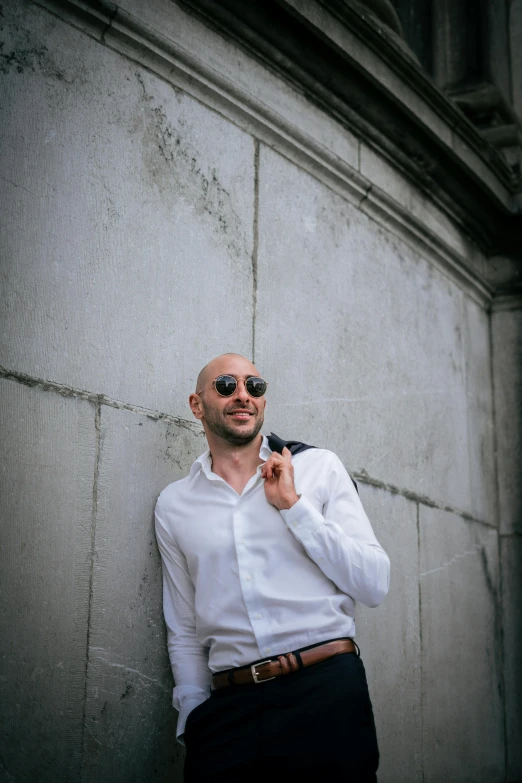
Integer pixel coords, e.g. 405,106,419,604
190,353,266,445
195,353,260,393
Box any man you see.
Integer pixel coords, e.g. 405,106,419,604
155,353,390,782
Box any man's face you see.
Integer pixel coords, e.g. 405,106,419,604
190,356,266,446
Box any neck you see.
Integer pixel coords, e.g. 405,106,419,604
206,432,264,490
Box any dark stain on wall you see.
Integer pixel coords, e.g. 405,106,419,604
479,544,504,701
134,71,249,263
0,5,84,85
0,17,64,80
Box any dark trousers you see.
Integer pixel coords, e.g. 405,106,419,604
184,651,379,782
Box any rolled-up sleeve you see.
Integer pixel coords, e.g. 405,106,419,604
279,453,390,607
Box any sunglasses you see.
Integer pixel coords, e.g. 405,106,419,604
197,375,268,398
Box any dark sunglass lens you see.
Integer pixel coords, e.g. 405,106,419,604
246,377,267,397
214,375,237,396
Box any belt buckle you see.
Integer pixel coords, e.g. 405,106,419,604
251,659,276,684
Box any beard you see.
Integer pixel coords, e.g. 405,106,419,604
201,401,264,446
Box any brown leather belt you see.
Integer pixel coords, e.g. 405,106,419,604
212,639,356,689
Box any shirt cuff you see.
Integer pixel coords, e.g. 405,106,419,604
176,695,210,746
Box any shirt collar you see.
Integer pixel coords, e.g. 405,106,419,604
189,434,272,479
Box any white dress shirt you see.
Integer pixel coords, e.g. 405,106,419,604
154,435,390,743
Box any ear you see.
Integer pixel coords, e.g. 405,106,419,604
189,393,204,421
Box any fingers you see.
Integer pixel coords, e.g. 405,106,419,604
261,449,292,479
261,455,279,479
261,453,280,479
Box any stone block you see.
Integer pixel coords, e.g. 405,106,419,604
256,146,471,512
501,534,522,782
492,310,522,534
0,1,254,415
0,379,95,782
420,506,504,782
355,486,422,783
463,297,496,523
81,405,206,781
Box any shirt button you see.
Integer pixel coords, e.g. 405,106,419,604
264,647,271,654
244,573,251,581
255,613,262,619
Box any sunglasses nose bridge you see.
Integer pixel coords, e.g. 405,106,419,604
234,377,251,399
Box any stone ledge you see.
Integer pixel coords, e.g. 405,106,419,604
181,0,522,263
31,0,521,301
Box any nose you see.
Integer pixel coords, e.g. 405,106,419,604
233,378,251,404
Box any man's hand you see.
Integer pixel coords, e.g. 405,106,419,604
261,447,300,510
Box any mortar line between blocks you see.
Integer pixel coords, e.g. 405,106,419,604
0,365,201,432
417,501,425,783
0,365,497,527
252,139,260,363
351,470,493,528
488,312,508,779
80,401,102,781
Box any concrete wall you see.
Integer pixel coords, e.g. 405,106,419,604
0,1,519,781
493,309,522,783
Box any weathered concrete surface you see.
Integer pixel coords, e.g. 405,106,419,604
111,0,361,171
82,407,206,782
501,534,522,782
359,142,485,267
0,1,254,416
492,310,522,534
355,486,421,783
0,379,95,782
420,507,504,782
462,297,496,524
0,1,518,782
256,145,471,513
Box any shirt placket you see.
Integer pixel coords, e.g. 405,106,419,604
233,469,274,660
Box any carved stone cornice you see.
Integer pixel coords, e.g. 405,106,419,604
351,0,404,37
446,81,522,174
180,0,522,265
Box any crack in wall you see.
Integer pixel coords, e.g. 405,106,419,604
80,401,101,781
416,502,425,783
419,543,482,578
252,139,260,363
488,310,509,780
